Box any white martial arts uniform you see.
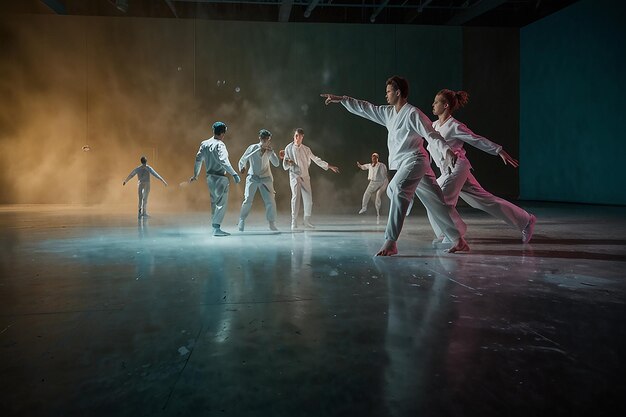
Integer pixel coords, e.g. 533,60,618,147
238,143,280,223
124,164,166,216
194,137,238,227
359,162,388,215
426,117,531,237
283,142,330,225
340,97,466,243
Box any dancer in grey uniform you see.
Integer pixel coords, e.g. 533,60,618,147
321,76,469,256
123,156,168,218
237,129,280,232
357,152,388,218
190,122,241,236
427,89,536,244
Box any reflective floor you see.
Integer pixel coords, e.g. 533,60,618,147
1,203,625,417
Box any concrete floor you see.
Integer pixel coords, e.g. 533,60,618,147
1,203,625,417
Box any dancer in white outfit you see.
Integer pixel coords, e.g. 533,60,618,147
357,152,388,218
190,122,241,237
321,76,469,256
427,89,536,244
237,129,280,232
123,156,168,218
283,128,340,230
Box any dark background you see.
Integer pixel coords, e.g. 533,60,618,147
1,0,624,211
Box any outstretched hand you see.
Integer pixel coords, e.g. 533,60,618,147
498,150,519,168
329,165,340,174
320,94,343,105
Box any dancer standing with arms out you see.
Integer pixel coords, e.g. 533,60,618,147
321,76,469,256
190,121,241,237
283,128,340,230
357,152,388,219
123,156,168,218
237,129,280,232
427,89,536,243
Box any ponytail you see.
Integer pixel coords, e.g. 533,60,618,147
437,89,470,113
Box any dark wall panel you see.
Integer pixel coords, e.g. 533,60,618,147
462,27,520,200
520,0,626,205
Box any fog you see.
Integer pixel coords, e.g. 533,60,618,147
0,15,461,215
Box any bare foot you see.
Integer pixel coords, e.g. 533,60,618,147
446,237,470,253
376,240,398,256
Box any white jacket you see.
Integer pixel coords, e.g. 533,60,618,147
282,142,329,178
341,97,451,170
430,117,502,170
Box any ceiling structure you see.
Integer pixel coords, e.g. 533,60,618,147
2,0,579,27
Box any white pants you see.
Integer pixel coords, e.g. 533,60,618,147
362,180,388,215
290,175,313,222
206,174,230,226
386,154,464,243
239,176,277,222
137,182,150,215
427,161,531,237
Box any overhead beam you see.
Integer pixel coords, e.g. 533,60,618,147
40,0,67,14
164,0,179,17
117,0,129,13
304,0,320,18
446,0,507,26
278,0,293,22
370,0,390,23
404,0,432,24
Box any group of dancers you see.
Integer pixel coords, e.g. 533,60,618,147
123,75,536,256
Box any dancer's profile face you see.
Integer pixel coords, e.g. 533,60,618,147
385,84,400,105
432,95,447,116
371,154,379,164
293,132,304,145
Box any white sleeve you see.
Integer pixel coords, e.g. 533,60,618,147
282,144,293,171
341,97,389,127
307,147,329,170
193,145,204,178
409,109,451,160
239,145,255,171
360,163,371,171
269,150,280,167
282,145,291,171
124,168,138,183
148,166,166,183
283,144,301,175
217,143,237,176
453,123,502,155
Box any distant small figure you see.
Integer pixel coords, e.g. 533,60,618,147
357,152,388,218
123,156,168,218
